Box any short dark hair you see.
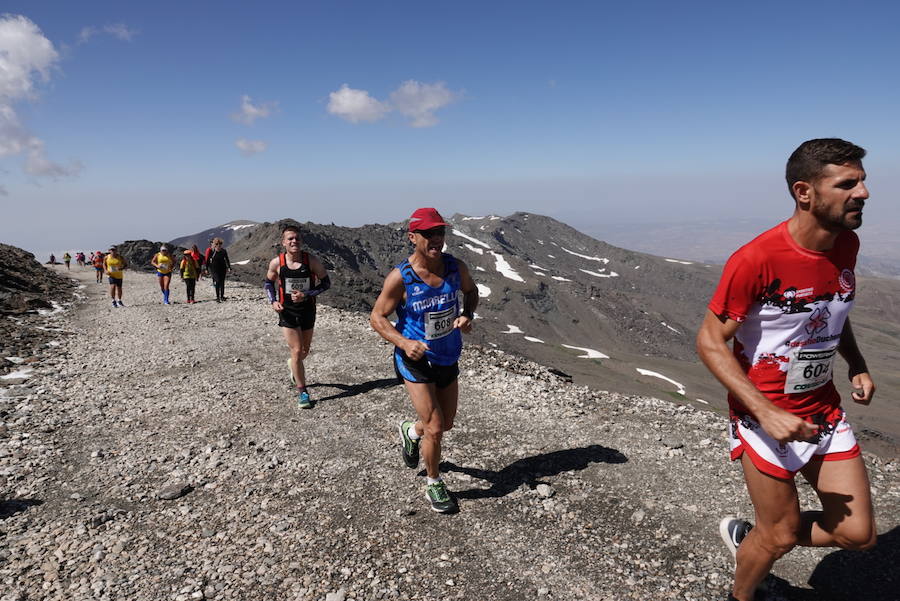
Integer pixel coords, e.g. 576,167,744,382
281,224,301,237
786,138,866,200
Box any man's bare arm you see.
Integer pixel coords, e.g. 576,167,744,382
696,309,818,443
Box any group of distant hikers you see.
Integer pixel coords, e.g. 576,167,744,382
58,239,233,307
63,139,880,600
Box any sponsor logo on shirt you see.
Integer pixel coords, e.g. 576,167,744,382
411,285,424,296
805,306,831,336
411,294,454,312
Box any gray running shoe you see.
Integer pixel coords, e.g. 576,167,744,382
719,516,753,559
398,421,420,469
425,480,458,514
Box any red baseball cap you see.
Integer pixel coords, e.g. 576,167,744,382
408,207,449,232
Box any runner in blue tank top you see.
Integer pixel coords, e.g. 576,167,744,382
370,208,478,513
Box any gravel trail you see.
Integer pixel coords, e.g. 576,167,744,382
1,267,897,601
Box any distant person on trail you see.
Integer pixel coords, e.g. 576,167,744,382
207,238,231,302
151,245,176,304
190,244,203,279
179,249,200,304
63,252,71,270
370,207,478,514
203,238,214,279
104,246,128,307
91,251,104,283
264,224,330,409
76,252,85,268
696,138,877,601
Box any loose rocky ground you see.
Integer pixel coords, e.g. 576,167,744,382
1,267,897,601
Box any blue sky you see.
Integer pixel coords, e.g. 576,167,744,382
3,1,900,256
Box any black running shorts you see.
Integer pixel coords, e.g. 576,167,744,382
278,304,316,331
393,349,459,389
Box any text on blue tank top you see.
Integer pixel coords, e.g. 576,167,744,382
395,254,462,365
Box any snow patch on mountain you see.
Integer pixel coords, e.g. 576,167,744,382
477,284,491,298
489,252,525,282
452,229,491,249
561,247,610,264
551,276,572,282
523,336,544,343
463,243,484,255
561,344,610,359
636,368,686,395
665,258,693,265
579,268,619,279
501,324,523,334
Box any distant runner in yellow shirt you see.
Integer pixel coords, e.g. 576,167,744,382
151,245,176,305
104,246,128,307
179,249,200,304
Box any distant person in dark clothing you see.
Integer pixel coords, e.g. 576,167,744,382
207,237,231,302
179,250,199,304
190,244,203,279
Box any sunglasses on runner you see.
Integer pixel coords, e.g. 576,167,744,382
415,227,446,239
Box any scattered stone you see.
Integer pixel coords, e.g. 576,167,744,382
157,481,192,500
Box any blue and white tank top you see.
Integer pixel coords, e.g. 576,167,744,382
395,254,462,365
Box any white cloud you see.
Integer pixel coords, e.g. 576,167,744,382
0,14,78,180
0,15,59,100
78,23,138,44
25,138,82,177
389,80,459,128
235,138,267,156
231,94,277,125
327,84,389,124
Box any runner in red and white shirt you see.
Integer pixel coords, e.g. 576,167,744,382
697,138,877,601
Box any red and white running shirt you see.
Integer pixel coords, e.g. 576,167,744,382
709,220,858,418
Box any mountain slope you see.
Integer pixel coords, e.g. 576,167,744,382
169,220,261,251
180,213,899,451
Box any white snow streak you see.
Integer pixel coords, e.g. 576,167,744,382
523,336,545,343
475,266,486,271
636,368,686,395
452,229,491,248
529,264,547,270
1,368,34,380
665,258,693,265
489,252,524,282
501,324,524,334
551,276,572,282
661,322,681,334
476,283,491,298
561,344,610,359
232,259,250,265
561,247,610,264
579,268,619,278
463,243,484,255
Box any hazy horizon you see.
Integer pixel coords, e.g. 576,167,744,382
4,4,900,260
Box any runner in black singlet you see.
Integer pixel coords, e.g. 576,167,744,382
264,224,331,409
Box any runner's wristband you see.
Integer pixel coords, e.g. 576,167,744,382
264,279,276,303
303,275,331,298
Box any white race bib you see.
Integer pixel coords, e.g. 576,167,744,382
424,306,457,340
784,345,837,394
285,277,309,293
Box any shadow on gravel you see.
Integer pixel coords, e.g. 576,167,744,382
0,499,43,520
804,525,899,600
440,444,628,499
309,378,400,402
